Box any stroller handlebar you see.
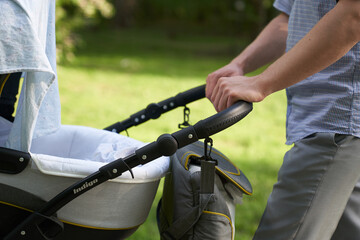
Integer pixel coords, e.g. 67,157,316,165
104,85,253,135
193,100,252,139
172,84,205,106
136,100,252,165
170,100,252,151
104,85,206,133
136,100,253,162
106,84,252,153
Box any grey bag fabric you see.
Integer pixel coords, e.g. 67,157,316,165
157,141,252,240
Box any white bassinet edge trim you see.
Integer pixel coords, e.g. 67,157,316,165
30,153,168,184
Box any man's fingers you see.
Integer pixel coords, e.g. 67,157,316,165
211,77,231,112
226,94,237,110
206,74,216,99
206,67,236,99
211,80,221,111
218,93,229,112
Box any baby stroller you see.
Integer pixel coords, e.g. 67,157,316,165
0,2,252,238
0,83,253,240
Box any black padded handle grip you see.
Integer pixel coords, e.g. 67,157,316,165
193,101,252,139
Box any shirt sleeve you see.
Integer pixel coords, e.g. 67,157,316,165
273,0,293,16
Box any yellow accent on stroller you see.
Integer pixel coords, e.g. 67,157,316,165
0,85,252,240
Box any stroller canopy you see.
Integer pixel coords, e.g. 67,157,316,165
0,0,60,151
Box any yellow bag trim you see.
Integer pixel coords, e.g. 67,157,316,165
181,152,252,196
193,141,240,176
181,150,240,175
181,151,199,171
215,167,252,196
202,210,234,240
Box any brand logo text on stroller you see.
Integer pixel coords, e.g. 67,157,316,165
73,179,99,194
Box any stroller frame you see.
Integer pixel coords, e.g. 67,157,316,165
1,85,252,240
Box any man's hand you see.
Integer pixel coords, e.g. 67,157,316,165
206,62,244,101
205,13,289,112
208,75,266,112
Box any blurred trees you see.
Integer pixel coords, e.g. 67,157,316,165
130,0,277,37
55,0,278,62
55,0,114,62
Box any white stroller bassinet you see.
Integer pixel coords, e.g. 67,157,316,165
0,125,169,239
0,1,170,237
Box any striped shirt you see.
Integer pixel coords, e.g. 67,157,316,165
274,0,360,144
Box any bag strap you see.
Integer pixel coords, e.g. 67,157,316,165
162,157,217,239
161,192,214,240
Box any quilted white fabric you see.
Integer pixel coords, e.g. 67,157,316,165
0,0,60,151
30,125,170,182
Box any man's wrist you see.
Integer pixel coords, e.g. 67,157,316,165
254,73,274,101
230,58,247,75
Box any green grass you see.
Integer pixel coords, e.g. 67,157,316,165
58,28,290,239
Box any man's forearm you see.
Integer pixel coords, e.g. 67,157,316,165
257,0,360,97
232,13,289,75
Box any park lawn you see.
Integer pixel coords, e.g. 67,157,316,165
58,28,290,240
